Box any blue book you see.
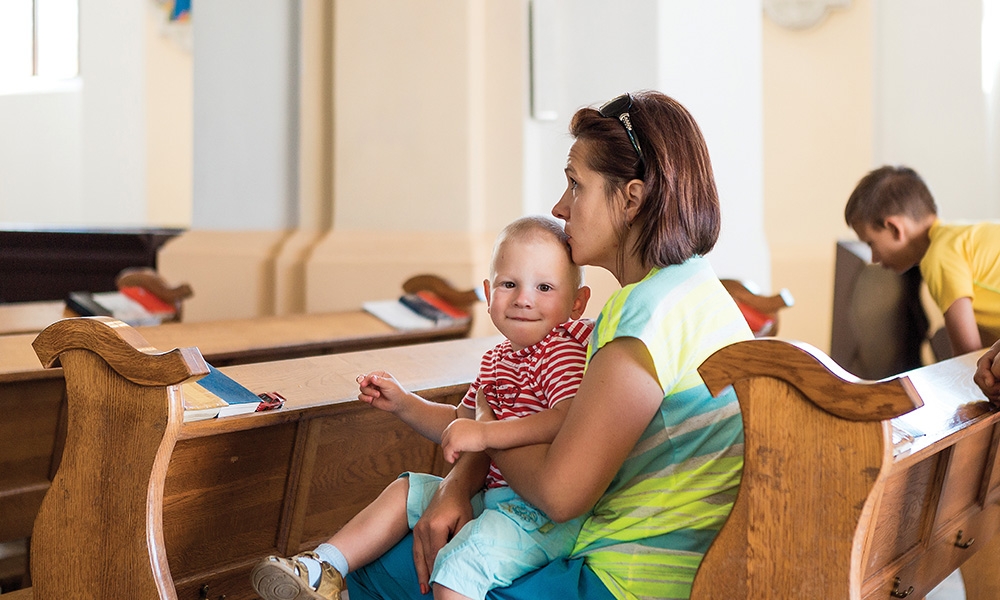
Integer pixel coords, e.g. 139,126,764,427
182,365,269,421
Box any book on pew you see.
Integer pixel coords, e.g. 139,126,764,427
181,364,285,422
66,290,168,327
363,291,471,330
118,285,177,320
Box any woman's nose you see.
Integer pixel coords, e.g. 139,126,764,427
552,193,569,220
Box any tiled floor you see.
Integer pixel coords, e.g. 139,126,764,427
927,569,966,600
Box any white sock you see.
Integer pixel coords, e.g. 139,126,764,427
315,543,350,578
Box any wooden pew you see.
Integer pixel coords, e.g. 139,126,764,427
6,317,497,599
0,277,478,592
691,339,1000,599
23,322,999,599
0,268,191,335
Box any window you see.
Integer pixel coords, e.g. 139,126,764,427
0,0,79,84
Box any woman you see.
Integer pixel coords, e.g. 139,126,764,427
348,90,753,600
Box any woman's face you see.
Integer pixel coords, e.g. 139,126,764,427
551,140,622,272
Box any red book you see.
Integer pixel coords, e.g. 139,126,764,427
414,290,470,319
734,300,775,337
119,286,177,318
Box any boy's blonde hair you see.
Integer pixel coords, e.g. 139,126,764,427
490,216,584,289
844,165,937,229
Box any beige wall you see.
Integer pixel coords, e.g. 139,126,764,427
144,6,193,228
160,2,881,353
762,1,873,351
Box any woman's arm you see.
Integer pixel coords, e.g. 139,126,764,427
488,337,664,522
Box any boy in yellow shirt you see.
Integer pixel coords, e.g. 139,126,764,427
845,165,1000,357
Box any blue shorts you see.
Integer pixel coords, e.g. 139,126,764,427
402,472,585,600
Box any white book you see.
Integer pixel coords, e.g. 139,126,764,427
362,299,437,330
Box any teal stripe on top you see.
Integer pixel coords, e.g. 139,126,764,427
573,258,751,600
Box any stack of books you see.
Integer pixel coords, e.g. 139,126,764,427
66,286,177,326
363,291,471,330
182,364,285,422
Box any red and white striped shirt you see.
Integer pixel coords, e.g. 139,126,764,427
461,319,593,488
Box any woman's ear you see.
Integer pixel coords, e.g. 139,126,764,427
623,179,645,225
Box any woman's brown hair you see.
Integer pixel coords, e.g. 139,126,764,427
569,90,721,269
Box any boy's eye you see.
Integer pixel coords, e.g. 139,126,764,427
538,284,552,292
501,281,516,289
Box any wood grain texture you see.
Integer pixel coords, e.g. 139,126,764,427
699,338,922,421
693,339,1000,600
28,318,208,600
19,317,495,599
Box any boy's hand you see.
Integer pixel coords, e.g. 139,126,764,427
441,419,488,463
356,371,408,413
974,341,1000,405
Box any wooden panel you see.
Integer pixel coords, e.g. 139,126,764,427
935,427,993,527
298,403,449,547
0,380,63,485
0,228,181,303
862,455,939,574
163,423,298,579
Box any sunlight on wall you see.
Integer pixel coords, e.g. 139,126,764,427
984,0,1000,95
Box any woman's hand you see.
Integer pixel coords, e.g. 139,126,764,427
974,340,1000,404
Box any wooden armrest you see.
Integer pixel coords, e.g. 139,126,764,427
402,274,484,312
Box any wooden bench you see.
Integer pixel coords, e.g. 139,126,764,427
0,268,192,335
19,321,996,599
0,276,478,592
6,317,497,598
691,339,999,599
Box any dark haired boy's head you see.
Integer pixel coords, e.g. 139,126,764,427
844,165,937,230
845,165,938,274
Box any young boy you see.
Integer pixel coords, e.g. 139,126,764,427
844,165,1000,357
250,215,593,600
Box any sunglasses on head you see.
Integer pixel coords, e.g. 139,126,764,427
599,93,644,167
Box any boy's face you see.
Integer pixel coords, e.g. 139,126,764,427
852,220,922,274
484,236,589,351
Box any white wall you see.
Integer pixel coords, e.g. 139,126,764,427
192,0,300,230
0,0,145,227
875,0,1000,220
523,0,768,287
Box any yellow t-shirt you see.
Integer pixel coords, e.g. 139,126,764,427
920,220,1000,341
